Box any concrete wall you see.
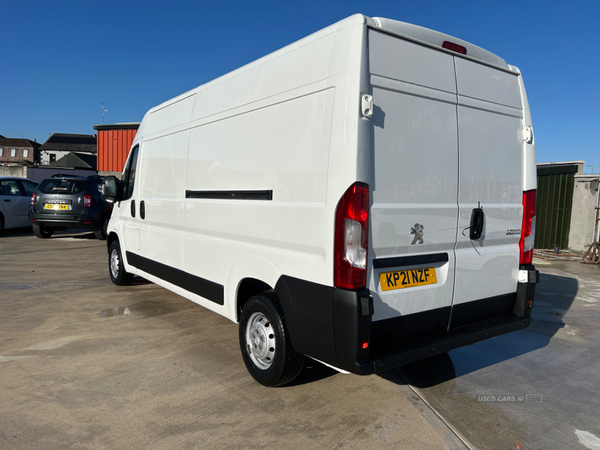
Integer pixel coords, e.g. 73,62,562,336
568,175,600,253
0,165,27,178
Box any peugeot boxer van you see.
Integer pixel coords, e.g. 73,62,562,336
102,14,539,387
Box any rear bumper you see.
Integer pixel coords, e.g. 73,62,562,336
276,267,538,376
29,211,106,230
367,315,530,374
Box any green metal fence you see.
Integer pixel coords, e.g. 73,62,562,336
535,165,577,250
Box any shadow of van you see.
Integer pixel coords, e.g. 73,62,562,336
381,272,577,388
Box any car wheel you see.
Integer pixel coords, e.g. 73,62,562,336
33,223,54,239
95,218,109,240
108,240,133,286
239,292,305,387
0,214,4,235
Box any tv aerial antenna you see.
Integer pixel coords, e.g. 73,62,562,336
100,101,108,124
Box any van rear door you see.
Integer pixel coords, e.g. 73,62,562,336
450,59,524,328
366,30,459,347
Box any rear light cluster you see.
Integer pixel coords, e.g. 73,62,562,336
30,192,36,206
83,194,93,208
519,190,537,265
334,183,369,290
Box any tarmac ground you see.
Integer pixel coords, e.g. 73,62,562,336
3,228,599,449
0,228,458,450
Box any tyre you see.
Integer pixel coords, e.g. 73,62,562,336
33,223,54,239
108,240,133,286
0,214,4,235
95,217,109,240
239,292,305,387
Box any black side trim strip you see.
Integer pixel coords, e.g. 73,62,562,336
185,190,273,201
126,252,224,305
373,252,449,269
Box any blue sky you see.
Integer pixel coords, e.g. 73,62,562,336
1,0,598,171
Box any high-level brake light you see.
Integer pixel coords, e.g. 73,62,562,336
442,41,467,55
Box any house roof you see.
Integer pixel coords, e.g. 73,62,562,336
0,135,41,149
51,152,97,170
39,133,97,153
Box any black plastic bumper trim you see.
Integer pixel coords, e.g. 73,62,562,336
126,251,224,305
373,252,449,269
365,315,531,374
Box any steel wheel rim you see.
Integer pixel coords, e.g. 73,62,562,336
110,249,120,279
246,312,276,370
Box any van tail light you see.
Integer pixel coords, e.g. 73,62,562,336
519,190,536,265
30,192,36,206
83,194,93,208
334,183,369,290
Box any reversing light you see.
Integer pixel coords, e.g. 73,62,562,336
442,41,467,55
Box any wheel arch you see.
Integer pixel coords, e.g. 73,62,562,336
227,256,281,322
107,231,118,249
236,278,273,321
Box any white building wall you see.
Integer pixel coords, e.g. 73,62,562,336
568,175,600,253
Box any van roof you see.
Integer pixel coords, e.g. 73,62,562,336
143,14,515,120
370,17,512,71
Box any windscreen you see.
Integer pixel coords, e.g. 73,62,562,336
38,179,87,194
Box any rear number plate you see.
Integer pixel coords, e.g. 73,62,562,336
379,267,437,291
45,204,69,210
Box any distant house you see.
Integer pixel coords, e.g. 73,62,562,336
0,134,40,165
52,152,97,170
38,133,97,166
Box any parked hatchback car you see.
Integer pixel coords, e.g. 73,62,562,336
0,176,38,233
29,175,112,239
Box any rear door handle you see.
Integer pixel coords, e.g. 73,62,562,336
469,208,484,240
131,200,136,218
140,200,145,220
3,199,10,202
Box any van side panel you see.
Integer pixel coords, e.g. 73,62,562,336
184,89,336,309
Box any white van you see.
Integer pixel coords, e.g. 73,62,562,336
102,14,539,387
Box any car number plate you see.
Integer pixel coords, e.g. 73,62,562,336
45,204,69,210
379,267,437,291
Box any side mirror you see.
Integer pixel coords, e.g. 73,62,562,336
102,176,119,204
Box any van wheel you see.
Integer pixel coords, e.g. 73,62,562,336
33,223,54,239
108,240,133,286
239,293,305,387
